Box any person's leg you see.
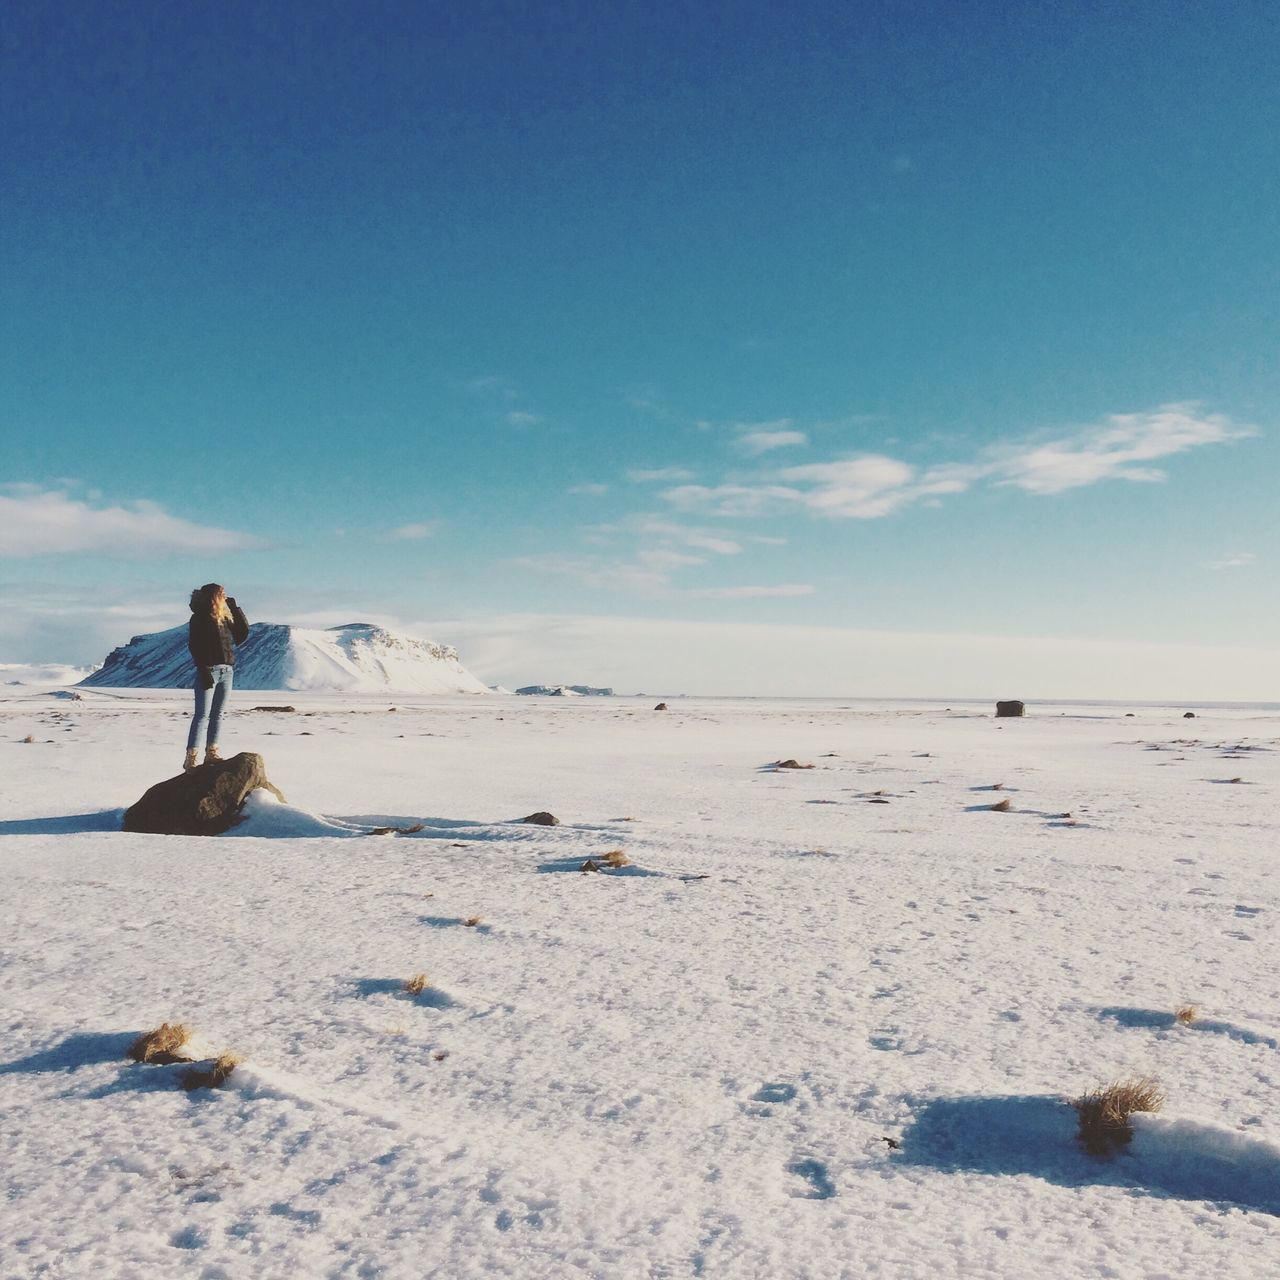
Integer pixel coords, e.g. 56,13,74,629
206,666,234,749
187,676,210,750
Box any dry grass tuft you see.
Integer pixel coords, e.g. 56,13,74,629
989,798,1012,812
599,849,630,868
1175,1004,1198,1025
462,915,483,928
21,734,35,744
182,1053,240,1091
1074,1077,1164,1155
403,973,430,995
774,759,815,770
127,1023,194,1065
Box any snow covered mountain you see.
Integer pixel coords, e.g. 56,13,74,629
80,622,491,694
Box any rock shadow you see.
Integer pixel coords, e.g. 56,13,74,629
0,810,126,835
353,978,458,1009
898,1093,1280,1216
535,856,664,877
1098,1006,1279,1050
0,1030,135,1074
420,915,494,935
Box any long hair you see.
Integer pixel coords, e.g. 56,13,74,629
190,583,231,623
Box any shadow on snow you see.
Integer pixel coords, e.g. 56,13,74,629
898,1093,1280,1216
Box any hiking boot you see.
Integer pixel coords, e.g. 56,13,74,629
204,745,222,765
183,749,199,772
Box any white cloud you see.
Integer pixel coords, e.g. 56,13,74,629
386,521,441,541
777,456,917,518
661,483,800,518
568,483,610,497
0,487,267,558
737,428,808,456
506,411,542,427
989,405,1257,495
628,467,696,483
1207,552,1255,570
661,404,1259,521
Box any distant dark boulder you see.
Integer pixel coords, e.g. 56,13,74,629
519,811,560,826
1183,711,1196,719
654,702,668,711
995,701,1025,718
123,752,285,835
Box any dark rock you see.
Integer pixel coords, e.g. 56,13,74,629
1183,711,1196,719
995,701,1025,718
520,811,560,826
251,705,296,712
123,752,286,835
654,702,668,711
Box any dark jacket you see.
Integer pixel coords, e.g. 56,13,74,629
189,601,250,669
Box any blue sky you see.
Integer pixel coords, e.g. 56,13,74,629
2,0,1277,695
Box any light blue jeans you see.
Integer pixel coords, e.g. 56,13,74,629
187,665,234,751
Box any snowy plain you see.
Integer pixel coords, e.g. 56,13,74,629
2,689,1278,1278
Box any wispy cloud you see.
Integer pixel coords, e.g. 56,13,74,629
662,404,1258,520
385,521,441,541
736,426,808,456
990,405,1256,494
506,410,542,428
568,482,610,496
0,486,268,557
628,467,696,483
1207,551,1255,570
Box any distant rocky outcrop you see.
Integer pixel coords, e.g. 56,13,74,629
123,752,286,835
516,685,613,697
995,700,1026,718
82,622,489,694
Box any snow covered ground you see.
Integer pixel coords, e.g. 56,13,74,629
2,689,1278,1278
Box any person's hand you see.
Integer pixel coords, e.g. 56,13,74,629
226,596,238,609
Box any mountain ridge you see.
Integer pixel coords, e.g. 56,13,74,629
80,622,490,694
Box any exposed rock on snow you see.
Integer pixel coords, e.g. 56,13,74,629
519,811,561,826
123,752,286,835
516,685,613,697
996,700,1026,717
81,622,490,694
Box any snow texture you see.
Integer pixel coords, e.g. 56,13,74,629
81,621,490,694
2,691,1278,1278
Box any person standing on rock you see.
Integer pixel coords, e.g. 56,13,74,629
184,584,250,771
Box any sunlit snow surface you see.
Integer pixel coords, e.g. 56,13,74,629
2,690,1278,1277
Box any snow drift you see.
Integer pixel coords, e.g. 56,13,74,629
80,622,490,694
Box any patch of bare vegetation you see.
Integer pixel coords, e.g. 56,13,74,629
599,849,630,868
989,798,1012,812
462,915,483,927
773,759,815,770
182,1053,240,1091
127,1023,194,1065
1073,1077,1164,1155
403,973,430,996
1175,1004,1198,1025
